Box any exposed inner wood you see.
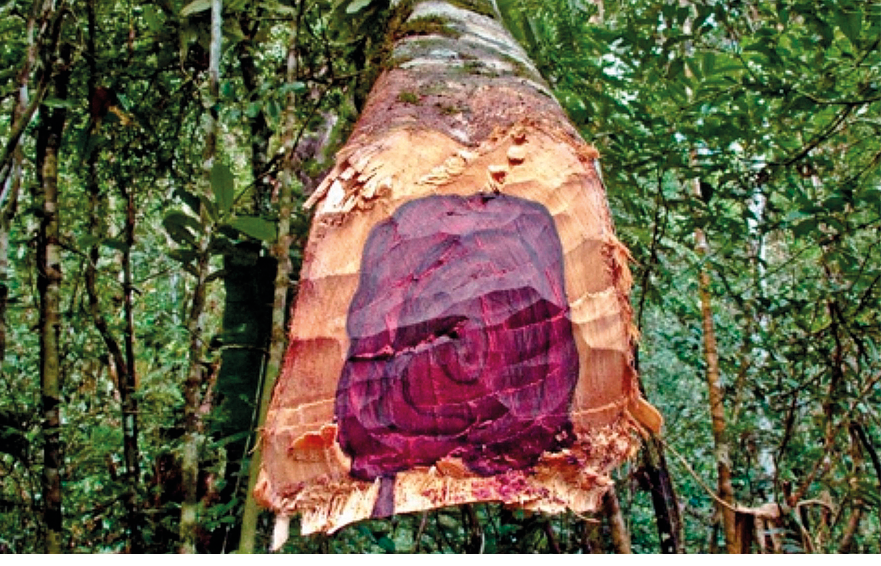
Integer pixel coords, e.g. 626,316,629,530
254,0,660,539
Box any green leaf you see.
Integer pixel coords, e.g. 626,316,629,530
346,0,373,14
181,0,212,16
245,101,262,118
42,97,75,109
265,99,281,123
163,211,202,246
174,187,202,215
835,8,863,44
211,162,235,216
103,238,131,252
168,250,200,275
227,216,276,241
376,536,395,552
142,5,163,31
78,235,102,249
263,1,297,15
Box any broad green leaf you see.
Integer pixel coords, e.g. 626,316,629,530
163,210,202,246
263,1,297,15
168,250,200,275
142,5,163,31
245,101,262,118
228,216,276,241
835,8,863,44
223,18,246,43
181,0,211,16
265,98,281,123
175,187,202,214
211,162,235,216
346,0,372,14
376,536,395,552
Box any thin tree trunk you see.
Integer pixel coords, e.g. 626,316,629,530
677,5,737,549
0,74,27,371
84,1,142,551
692,176,738,553
179,250,211,554
120,184,142,550
0,181,11,370
633,174,684,554
35,40,71,555
642,436,684,552
206,11,280,553
237,15,300,552
837,428,865,554
603,487,632,553
179,0,223,553
852,420,881,548
2,0,53,363
0,0,60,191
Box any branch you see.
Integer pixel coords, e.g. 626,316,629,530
662,438,739,514
0,77,51,200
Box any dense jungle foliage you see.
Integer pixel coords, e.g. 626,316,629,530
1,0,879,554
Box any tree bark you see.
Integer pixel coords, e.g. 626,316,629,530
35,39,71,555
679,2,738,547
0,0,57,192
2,0,53,365
120,184,142,550
236,17,300,552
692,177,738,552
255,0,658,542
603,487,632,553
84,1,142,551
179,0,223,553
641,435,684,553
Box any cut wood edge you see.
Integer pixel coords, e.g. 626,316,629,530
256,418,641,539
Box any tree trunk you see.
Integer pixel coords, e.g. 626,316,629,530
603,487,632,553
852,420,881,549
179,0,223,553
236,15,301,553
0,0,57,191
632,161,684,554
120,184,142,550
35,40,71,555
692,175,738,552
84,1,142,550
640,435,684,553
254,0,658,543
2,0,53,367
679,3,738,549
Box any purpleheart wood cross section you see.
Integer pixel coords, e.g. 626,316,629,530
335,193,579,481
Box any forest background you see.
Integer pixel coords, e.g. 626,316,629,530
1,0,879,554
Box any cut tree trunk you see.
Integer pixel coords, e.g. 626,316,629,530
255,0,659,542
